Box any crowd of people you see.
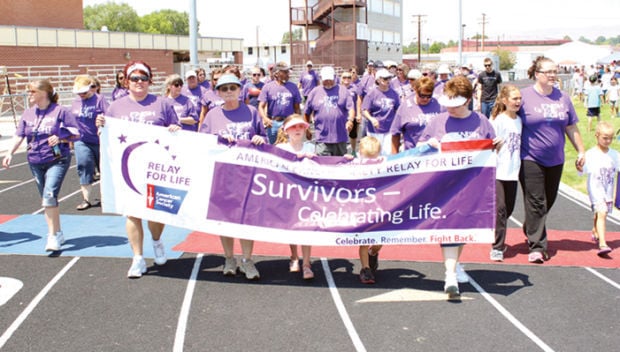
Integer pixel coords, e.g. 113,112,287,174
4,55,612,299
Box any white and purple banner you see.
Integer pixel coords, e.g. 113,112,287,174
100,118,496,246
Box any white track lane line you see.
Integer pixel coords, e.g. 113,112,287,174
466,274,555,352
320,257,367,352
173,253,203,352
0,256,80,349
584,267,620,290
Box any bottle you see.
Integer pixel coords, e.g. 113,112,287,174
52,144,61,158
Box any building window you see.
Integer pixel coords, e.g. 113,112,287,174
248,47,253,55
369,0,382,13
281,46,287,54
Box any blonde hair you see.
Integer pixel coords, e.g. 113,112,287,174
359,136,381,158
596,121,614,135
490,84,520,119
275,113,307,145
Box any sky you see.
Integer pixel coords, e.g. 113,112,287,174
82,0,620,45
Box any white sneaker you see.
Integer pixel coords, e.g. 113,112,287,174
239,258,260,280
444,272,460,298
456,263,469,283
45,232,64,251
152,241,167,266
222,257,237,276
127,256,147,278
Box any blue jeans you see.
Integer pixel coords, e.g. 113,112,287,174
480,101,495,118
29,155,72,207
266,119,284,144
74,140,100,185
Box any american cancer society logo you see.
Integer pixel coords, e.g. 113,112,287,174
147,184,187,214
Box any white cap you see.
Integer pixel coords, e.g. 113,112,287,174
437,64,451,74
320,66,335,81
375,68,393,80
185,71,197,79
306,60,313,66
438,95,468,107
407,69,422,80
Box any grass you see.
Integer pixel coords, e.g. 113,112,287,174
561,97,618,195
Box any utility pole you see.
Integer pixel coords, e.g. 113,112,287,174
480,13,488,51
412,14,426,66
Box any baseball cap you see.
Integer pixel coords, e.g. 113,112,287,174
185,71,197,79
375,68,392,80
437,64,451,74
407,69,422,80
320,66,335,81
306,60,313,66
275,61,291,72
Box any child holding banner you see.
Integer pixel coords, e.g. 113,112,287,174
489,85,522,262
582,121,618,256
418,75,496,298
275,114,316,279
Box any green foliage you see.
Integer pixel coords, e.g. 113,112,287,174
281,28,303,44
491,48,516,70
140,10,191,35
83,3,140,32
84,3,193,35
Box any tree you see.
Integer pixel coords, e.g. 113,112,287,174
140,10,192,35
83,3,140,32
281,28,303,43
491,48,516,70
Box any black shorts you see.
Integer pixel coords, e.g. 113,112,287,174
587,107,600,117
348,119,359,139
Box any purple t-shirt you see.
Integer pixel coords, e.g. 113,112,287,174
168,95,199,132
258,81,302,118
112,87,129,101
361,87,400,133
199,80,211,91
182,84,208,111
419,111,496,143
243,81,265,108
17,103,80,164
304,85,353,143
519,86,578,166
107,94,179,127
71,93,108,144
390,77,412,100
299,70,320,97
390,96,442,150
203,89,225,111
199,104,267,142
344,83,359,114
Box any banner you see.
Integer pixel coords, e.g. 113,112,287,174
100,119,496,246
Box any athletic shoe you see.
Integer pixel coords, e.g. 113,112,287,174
456,263,469,283
368,250,379,272
597,246,612,256
127,256,147,278
239,258,260,280
359,267,375,284
444,272,460,299
289,259,300,272
222,257,237,276
490,249,504,262
45,231,65,251
528,251,544,264
152,241,167,266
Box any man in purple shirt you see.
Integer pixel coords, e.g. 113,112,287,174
298,60,320,102
258,61,302,144
304,66,355,156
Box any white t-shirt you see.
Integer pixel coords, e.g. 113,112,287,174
490,112,522,181
276,141,315,154
583,147,620,207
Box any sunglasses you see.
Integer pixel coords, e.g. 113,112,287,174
218,84,238,92
129,75,149,82
417,93,433,99
172,83,183,87
252,73,261,76
484,64,492,67
342,75,352,79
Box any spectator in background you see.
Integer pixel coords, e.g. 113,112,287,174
164,74,199,132
112,70,128,101
70,75,108,210
477,58,502,118
298,60,320,102
244,66,265,109
585,74,603,132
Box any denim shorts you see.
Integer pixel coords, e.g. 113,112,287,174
29,155,72,207
74,140,100,185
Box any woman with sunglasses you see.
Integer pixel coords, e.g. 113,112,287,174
96,60,181,278
361,68,400,156
70,75,108,211
111,70,128,101
519,56,585,264
3,79,80,252
199,74,267,280
243,66,265,109
164,74,199,132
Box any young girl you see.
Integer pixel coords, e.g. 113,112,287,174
275,114,316,279
582,121,618,256
489,85,522,261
